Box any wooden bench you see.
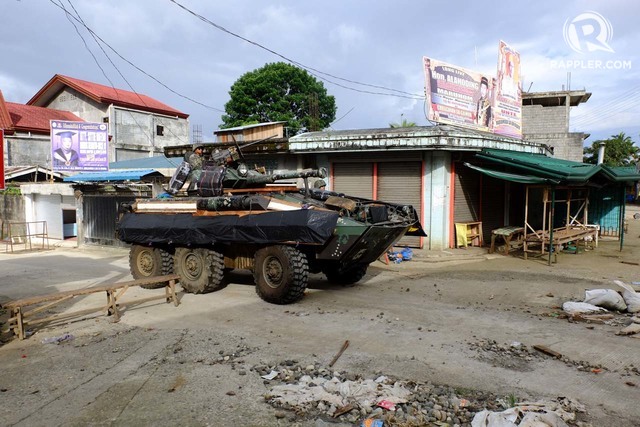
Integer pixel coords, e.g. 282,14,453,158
524,227,598,261
489,226,525,255
2,274,180,340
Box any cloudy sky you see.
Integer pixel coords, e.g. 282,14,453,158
2,0,639,146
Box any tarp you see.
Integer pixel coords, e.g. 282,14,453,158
464,162,559,184
116,209,340,246
63,168,163,182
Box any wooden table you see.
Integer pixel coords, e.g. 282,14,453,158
490,226,524,255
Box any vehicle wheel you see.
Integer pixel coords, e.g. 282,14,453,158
323,263,368,285
129,245,173,289
254,245,309,304
174,247,224,294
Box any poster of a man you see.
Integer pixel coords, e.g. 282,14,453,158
475,76,492,128
53,131,80,167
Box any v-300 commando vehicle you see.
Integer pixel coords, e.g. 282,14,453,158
116,142,426,304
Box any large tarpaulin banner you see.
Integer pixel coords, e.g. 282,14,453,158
423,57,494,132
423,40,522,138
51,120,109,172
493,40,522,138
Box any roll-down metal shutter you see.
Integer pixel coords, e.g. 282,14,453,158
377,162,422,248
333,163,373,199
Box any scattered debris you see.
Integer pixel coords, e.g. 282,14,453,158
617,323,640,336
261,370,279,380
533,345,562,359
328,340,350,367
562,302,607,316
614,280,640,313
41,333,74,345
584,288,627,311
471,397,586,427
386,247,413,264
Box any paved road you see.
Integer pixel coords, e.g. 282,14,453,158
1,213,640,425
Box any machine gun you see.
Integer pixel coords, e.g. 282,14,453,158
167,134,279,194
207,134,279,167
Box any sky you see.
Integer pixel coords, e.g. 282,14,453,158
2,0,639,146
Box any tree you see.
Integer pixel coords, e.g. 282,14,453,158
583,132,640,166
389,118,416,128
221,62,337,135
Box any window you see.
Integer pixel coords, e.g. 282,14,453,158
156,125,164,136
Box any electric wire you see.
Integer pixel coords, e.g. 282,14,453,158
48,0,224,114
168,0,425,101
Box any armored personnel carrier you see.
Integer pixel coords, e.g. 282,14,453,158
116,141,425,304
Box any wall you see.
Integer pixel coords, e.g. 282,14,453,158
522,104,585,162
47,87,107,123
5,134,52,166
0,194,26,237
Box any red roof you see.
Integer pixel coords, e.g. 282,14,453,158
28,74,189,119
0,91,12,131
0,91,83,135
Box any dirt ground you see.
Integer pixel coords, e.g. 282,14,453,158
1,208,640,426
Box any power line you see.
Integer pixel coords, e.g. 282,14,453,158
56,0,163,146
48,0,225,114
168,0,425,101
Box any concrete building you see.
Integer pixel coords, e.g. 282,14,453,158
27,74,190,162
522,89,591,162
1,75,189,241
0,90,83,169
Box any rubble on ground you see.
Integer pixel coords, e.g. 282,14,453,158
252,359,590,426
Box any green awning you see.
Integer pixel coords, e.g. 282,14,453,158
463,162,560,184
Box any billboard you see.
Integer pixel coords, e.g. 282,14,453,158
423,57,494,132
51,120,109,172
423,41,522,138
0,129,4,190
493,40,522,138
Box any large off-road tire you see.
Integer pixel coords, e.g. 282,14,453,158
323,263,368,285
174,247,224,294
254,245,309,304
129,245,174,289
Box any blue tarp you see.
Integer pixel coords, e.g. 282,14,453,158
63,168,163,182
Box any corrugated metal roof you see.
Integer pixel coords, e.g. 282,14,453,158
109,156,181,169
28,75,188,119
215,122,286,133
475,149,640,183
63,169,163,182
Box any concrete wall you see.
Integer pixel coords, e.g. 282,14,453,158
0,194,26,237
5,134,52,166
522,104,584,161
47,87,108,123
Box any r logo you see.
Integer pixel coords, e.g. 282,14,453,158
563,11,614,54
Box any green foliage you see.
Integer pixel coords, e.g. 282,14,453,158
389,118,416,128
0,186,21,195
583,132,640,167
221,62,337,135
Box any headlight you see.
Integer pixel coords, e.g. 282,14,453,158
237,163,248,177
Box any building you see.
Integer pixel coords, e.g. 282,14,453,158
1,75,189,241
522,89,591,162
27,74,190,161
0,89,84,169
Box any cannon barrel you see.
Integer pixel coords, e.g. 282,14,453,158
270,167,327,181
